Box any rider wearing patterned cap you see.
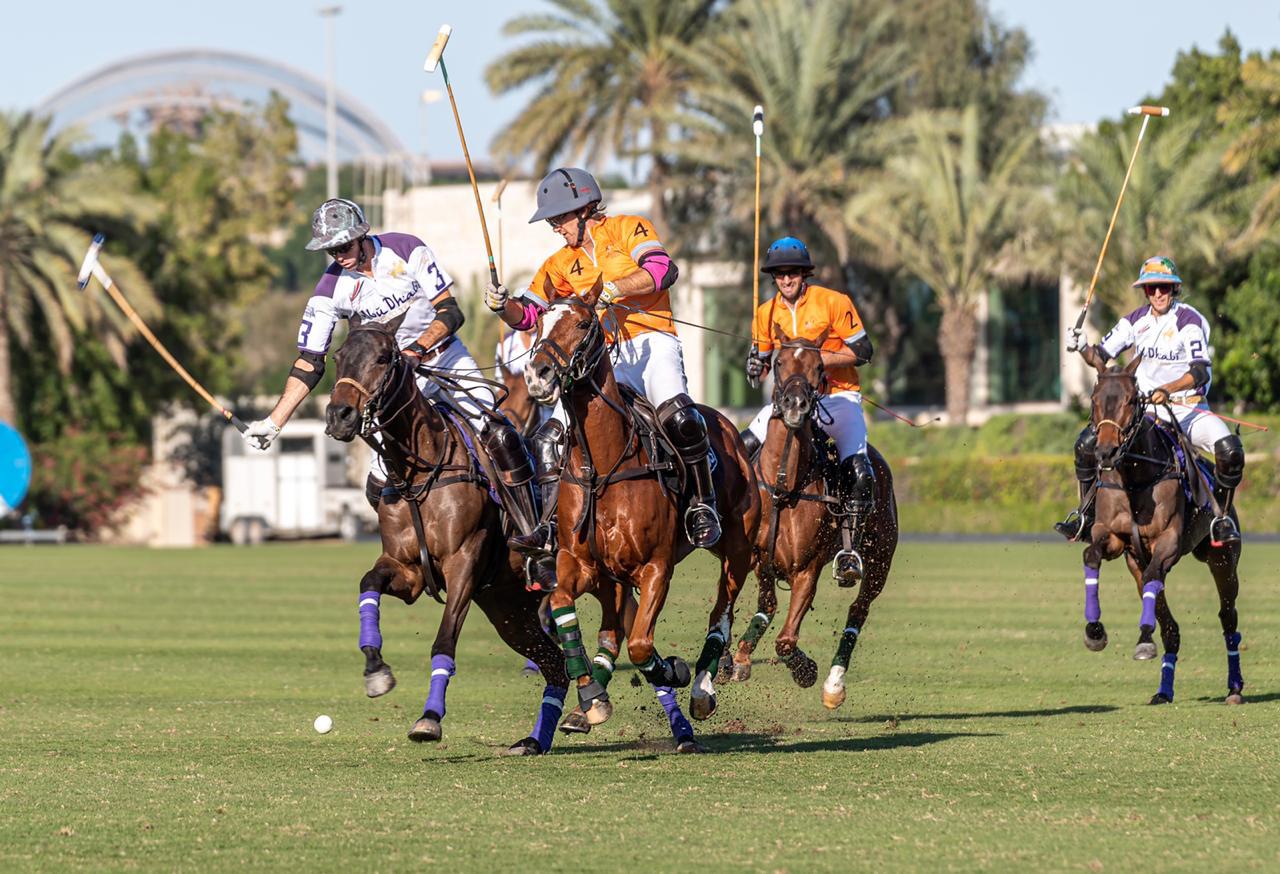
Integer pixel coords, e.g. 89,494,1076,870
246,197,556,591
484,168,721,578
1058,255,1244,546
743,236,877,584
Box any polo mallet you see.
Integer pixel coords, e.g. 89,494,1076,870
1071,105,1171,335
77,234,248,434
424,24,500,288
492,178,509,280
749,104,764,386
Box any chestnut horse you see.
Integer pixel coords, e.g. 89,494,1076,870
1078,356,1244,705
733,332,898,709
325,321,569,755
524,288,761,734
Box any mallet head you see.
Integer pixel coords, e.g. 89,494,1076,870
424,24,452,73
1127,105,1170,117
77,233,106,290
753,105,764,137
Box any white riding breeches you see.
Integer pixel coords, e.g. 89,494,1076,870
1154,399,1231,456
368,341,493,481
747,389,868,461
548,330,690,427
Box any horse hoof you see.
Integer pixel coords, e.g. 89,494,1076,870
822,685,847,710
364,666,396,698
1083,623,1108,652
1148,693,1172,706
675,737,706,754
557,707,592,735
731,661,752,683
1225,691,1245,705
408,716,442,743
689,692,717,721
502,737,544,756
714,654,733,685
583,698,613,726
1133,642,1158,661
790,655,818,689
667,657,692,688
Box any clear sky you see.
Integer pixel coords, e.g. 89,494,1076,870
2,1,1278,166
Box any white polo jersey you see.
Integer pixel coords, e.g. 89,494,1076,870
495,329,535,375
297,233,455,354
1100,301,1212,398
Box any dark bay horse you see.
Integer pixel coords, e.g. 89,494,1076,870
524,288,761,734
732,332,898,709
1079,356,1244,705
325,321,571,754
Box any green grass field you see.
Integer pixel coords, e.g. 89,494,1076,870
2,543,1279,871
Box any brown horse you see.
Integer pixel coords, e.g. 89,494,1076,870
524,287,761,731
733,331,898,709
1079,356,1244,704
325,321,571,755
497,329,541,436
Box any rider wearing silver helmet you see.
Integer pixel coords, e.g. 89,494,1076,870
484,168,721,578
1058,255,1244,547
246,197,556,591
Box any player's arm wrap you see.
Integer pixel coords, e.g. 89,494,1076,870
431,296,465,334
637,250,678,290
1188,360,1211,390
846,334,874,367
289,350,326,390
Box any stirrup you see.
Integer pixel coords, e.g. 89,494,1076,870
523,553,558,593
685,503,721,549
833,549,863,587
1054,510,1091,542
509,523,552,554
1210,515,1240,548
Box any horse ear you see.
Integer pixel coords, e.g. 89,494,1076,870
815,328,831,349
775,323,793,344
1124,354,1143,375
582,274,604,308
349,314,363,332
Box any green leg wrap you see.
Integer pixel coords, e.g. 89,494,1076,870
551,606,590,679
591,647,616,689
740,612,772,649
832,626,860,669
695,631,726,677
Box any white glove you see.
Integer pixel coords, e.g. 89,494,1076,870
484,281,509,313
243,417,282,451
598,281,621,307
1066,326,1084,353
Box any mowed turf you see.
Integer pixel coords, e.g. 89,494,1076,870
2,542,1278,872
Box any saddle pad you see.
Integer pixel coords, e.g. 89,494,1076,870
1150,417,1214,513
438,404,501,507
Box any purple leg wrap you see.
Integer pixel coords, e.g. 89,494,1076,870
1141,580,1164,629
424,654,455,719
358,592,382,650
1159,652,1177,701
523,658,540,672
532,685,567,751
1084,565,1101,623
655,685,694,741
1225,631,1244,691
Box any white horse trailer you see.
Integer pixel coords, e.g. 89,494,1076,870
221,421,375,544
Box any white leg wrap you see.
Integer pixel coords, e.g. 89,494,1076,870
823,665,847,695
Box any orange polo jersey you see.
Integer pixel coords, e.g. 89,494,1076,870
527,214,676,342
752,284,867,393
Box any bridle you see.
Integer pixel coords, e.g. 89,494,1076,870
1092,374,1145,472
529,299,609,398
334,327,417,439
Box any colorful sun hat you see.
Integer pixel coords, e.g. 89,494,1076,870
1132,255,1182,288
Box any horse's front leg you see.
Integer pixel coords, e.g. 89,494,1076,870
733,569,778,682
626,560,689,690
557,583,626,735
1081,533,1124,653
358,554,420,697
774,564,820,690
408,539,482,743
1133,527,1181,665
549,551,613,726
690,542,753,720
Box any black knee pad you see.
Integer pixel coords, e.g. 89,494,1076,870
740,429,762,460
1214,434,1245,488
530,418,567,474
842,453,875,504
483,420,535,485
1074,426,1098,481
656,393,709,455
365,474,383,511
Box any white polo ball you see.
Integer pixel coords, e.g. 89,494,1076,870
313,714,333,734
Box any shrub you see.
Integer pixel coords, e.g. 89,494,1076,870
27,429,149,536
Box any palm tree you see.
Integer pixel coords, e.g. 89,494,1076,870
846,106,1050,425
0,112,155,426
1056,117,1236,320
485,0,718,238
1218,51,1280,249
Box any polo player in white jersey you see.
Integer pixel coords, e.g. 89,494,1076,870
243,197,556,590
1058,255,1245,547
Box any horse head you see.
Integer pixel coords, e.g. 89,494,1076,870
1090,354,1143,469
525,275,608,406
326,313,409,442
770,326,829,431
